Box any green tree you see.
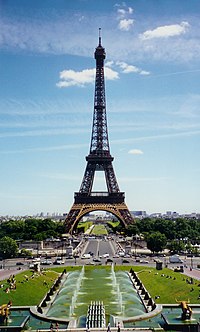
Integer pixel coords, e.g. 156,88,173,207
175,218,191,239
125,224,139,236
0,220,25,240
0,236,18,258
37,218,56,232
24,219,39,239
167,239,185,254
19,248,32,258
153,219,176,240
146,231,167,254
136,218,155,233
55,221,65,235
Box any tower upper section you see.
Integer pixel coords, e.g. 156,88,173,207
89,28,111,158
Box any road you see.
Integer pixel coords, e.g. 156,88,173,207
83,238,116,257
1,237,200,280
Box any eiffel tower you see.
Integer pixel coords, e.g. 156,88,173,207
65,29,134,233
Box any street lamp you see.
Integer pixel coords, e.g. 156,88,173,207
190,256,193,270
3,250,6,269
133,234,139,258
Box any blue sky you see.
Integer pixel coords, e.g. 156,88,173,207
0,0,200,216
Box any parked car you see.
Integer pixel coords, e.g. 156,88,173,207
136,259,141,263
81,254,91,259
103,253,109,258
93,258,101,262
122,259,130,264
140,260,149,264
54,257,65,265
41,260,52,265
16,262,24,266
106,258,113,263
169,255,183,263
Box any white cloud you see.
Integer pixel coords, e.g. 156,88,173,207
0,128,88,139
0,143,88,154
117,8,126,17
105,60,114,67
113,130,200,145
116,3,134,17
57,68,95,88
115,3,134,31
128,7,133,14
116,61,139,73
57,67,119,88
128,149,144,155
118,18,134,31
140,21,190,40
1,8,199,64
116,61,150,75
56,61,149,89
105,66,119,80
140,70,151,76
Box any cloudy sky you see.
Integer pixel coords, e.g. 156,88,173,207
0,0,200,216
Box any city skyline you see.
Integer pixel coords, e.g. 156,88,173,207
0,0,200,215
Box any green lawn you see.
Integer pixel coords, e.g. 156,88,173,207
127,266,200,304
90,224,108,235
0,269,59,305
0,265,199,306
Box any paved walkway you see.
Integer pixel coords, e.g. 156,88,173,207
0,268,24,281
183,267,200,281
1,266,200,281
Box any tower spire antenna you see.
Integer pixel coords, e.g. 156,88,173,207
99,27,101,46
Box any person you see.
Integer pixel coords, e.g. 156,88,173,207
117,322,120,332
107,322,111,332
55,322,59,331
50,322,54,331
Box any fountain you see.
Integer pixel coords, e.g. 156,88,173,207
28,266,149,327
69,266,85,316
46,266,85,320
2,266,200,331
38,266,150,327
111,265,124,315
86,301,106,328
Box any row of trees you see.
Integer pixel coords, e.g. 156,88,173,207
0,218,65,241
113,217,200,254
124,217,200,241
0,218,65,259
0,216,200,258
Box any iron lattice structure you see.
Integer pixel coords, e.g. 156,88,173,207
65,30,134,233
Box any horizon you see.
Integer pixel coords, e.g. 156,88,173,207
0,0,200,216
1,209,199,218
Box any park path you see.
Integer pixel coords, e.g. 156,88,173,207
183,267,200,281
0,268,25,281
1,265,200,284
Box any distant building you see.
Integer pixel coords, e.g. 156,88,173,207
150,213,162,218
131,211,147,218
166,211,172,217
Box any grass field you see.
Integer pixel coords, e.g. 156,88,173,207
129,266,200,304
0,265,199,306
0,268,62,305
90,224,108,235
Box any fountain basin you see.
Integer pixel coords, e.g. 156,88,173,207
30,266,162,328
